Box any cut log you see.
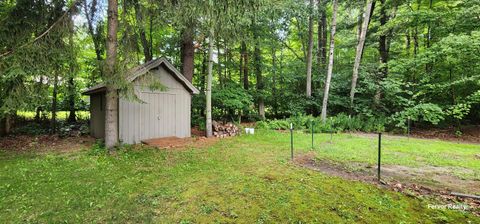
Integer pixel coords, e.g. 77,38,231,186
451,192,480,200
212,121,240,138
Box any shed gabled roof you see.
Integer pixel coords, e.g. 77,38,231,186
83,57,200,95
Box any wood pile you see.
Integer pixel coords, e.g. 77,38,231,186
212,120,240,138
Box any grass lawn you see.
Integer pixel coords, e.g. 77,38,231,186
293,131,480,181
0,130,478,223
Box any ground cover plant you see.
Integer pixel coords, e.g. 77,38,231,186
1,131,478,223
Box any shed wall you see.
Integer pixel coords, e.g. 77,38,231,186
119,66,191,144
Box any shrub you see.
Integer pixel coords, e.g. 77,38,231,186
256,114,387,133
390,103,444,130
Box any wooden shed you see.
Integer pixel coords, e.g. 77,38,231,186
83,58,199,144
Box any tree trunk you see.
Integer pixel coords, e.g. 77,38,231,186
67,76,76,123
272,46,278,117
134,0,152,62
180,24,195,82
320,0,338,122
357,5,364,40
306,0,314,97
35,76,44,123
1,114,12,136
425,0,433,73
35,106,42,123
51,72,58,133
225,44,230,80
206,28,214,137
83,0,103,84
406,31,411,54
67,13,76,123
317,2,327,68
253,21,265,120
350,0,375,107
105,0,119,149
201,49,207,91
375,0,389,105
241,41,249,90
217,40,223,87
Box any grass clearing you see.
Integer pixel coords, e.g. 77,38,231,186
292,131,480,180
0,130,478,222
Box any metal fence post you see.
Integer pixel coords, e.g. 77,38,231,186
290,123,294,160
407,117,411,139
378,132,382,182
311,119,314,150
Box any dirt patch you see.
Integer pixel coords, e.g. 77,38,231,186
294,153,480,215
294,153,376,182
142,136,219,149
0,135,94,152
380,165,479,194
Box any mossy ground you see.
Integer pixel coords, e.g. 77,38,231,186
0,130,478,223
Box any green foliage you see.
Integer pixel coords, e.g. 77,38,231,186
12,123,48,135
446,103,471,120
256,114,386,133
2,0,480,133
212,82,253,115
390,103,445,130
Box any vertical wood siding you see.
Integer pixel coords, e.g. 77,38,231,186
119,66,192,144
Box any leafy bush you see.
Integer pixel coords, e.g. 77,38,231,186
390,103,444,130
12,122,48,135
256,114,386,133
212,82,253,118
192,114,206,130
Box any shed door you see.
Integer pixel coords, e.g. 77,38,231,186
119,91,177,143
143,92,176,140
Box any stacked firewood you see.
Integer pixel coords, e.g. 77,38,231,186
212,121,240,138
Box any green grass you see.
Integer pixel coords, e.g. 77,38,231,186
17,111,90,120
290,131,480,180
0,130,478,223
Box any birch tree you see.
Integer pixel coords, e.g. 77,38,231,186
320,0,338,122
206,27,214,137
306,0,314,97
350,0,375,107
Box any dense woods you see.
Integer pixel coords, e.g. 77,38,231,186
1,0,479,146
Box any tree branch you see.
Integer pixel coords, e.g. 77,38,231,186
0,0,83,59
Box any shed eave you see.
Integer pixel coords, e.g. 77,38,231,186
83,85,106,95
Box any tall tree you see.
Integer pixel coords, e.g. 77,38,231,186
374,0,389,105
104,0,119,149
350,0,375,107
320,0,338,122
67,12,77,123
317,0,328,68
180,24,195,82
133,0,152,62
241,41,249,90
253,16,265,119
82,0,104,83
206,28,214,137
306,0,314,97
51,72,59,133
